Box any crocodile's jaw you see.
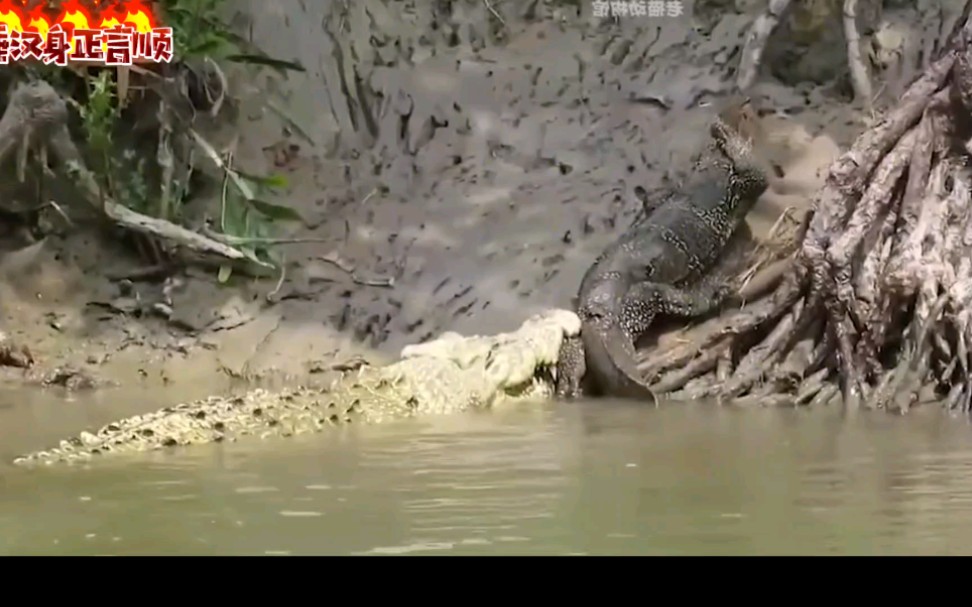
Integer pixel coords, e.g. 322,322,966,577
495,367,557,405
580,318,655,401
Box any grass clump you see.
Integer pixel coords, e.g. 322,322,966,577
22,0,309,279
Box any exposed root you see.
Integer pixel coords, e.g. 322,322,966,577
719,297,803,399
843,0,873,110
652,346,721,394
638,17,972,415
736,0,793,91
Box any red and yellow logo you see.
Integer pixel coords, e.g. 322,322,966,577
0,0,173,66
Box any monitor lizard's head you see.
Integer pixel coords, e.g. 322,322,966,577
710,96,770,213
716,95,761,141
711,95,761,161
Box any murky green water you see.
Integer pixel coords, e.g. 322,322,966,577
3,390,972,555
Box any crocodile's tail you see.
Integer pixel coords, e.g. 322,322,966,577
581,320,657,403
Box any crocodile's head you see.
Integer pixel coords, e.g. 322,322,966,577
403,309,582,405
482,310,579,401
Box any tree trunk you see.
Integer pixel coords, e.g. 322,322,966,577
638,15,972,414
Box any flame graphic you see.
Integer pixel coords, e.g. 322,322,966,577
27,5,50,39
56,0,90,31
0,0,24,33
98,5,124,53
0,0,169,64
122,0,153,33
99,7,121,30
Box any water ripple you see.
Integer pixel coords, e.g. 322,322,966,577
6,406,972,555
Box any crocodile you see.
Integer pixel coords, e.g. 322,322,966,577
555,100,770,401
13,309,580,466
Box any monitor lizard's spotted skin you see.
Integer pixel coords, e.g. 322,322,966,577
13,309,580,466
555,102,770,401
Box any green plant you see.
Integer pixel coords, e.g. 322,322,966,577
77,70,120,194
218,173,289,281
30,0,309,278
75,72,160,218
159,0,305,72
189,131,303,282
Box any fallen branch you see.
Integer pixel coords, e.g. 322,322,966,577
318,251,396,288
200,226,329,247
736,0,793,91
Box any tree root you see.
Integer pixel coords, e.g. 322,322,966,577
843,0,873,110
736,0,793,91
0,80,256,267
640,17,972,414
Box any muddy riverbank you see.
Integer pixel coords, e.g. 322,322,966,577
0,1,958,436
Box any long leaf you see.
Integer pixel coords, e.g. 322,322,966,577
189,129,257,201
249,198,304,222
234,170,289,190
226,54,306,72
188,37,232,57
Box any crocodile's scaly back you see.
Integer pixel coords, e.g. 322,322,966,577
13,310,581,466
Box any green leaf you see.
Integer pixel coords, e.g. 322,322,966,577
221,193,247,236
225,54,306,72
218,264,232,283
248,198,305,222
161,5,192,16
240,246,257,260
187,36,231,57
260,174,290,190
235,171,288,191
